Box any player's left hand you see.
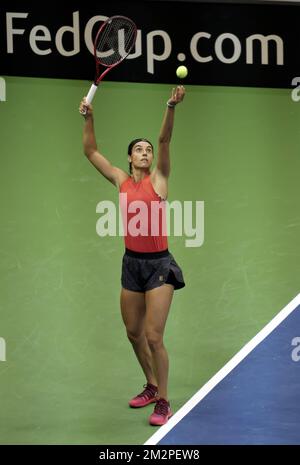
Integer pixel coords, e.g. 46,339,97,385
167,85,185,106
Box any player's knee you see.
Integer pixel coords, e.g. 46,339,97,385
126,329,143,345
145,331,163,352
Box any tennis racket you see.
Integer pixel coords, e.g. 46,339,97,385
84,15,137,110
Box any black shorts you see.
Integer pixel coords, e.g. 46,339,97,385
121,248,185,293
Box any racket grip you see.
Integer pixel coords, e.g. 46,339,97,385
86,83,98,105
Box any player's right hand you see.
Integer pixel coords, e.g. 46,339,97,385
79,97,93,117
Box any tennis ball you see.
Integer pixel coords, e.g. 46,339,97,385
176,65,188,79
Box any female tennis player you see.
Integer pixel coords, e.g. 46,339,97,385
79,86,185,426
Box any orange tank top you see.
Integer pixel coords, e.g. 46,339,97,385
119,175,168,253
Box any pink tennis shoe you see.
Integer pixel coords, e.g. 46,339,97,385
149,398,172,426
129,383,158,408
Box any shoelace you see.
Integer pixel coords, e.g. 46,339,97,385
137,383,157,399
154,399,169,416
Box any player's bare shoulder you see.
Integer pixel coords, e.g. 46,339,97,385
114,167,130,189
150,168,168,200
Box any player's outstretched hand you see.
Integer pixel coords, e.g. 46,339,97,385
167,85,185,107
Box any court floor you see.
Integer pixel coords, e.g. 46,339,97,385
146,294,300,445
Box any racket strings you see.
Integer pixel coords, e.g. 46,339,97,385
95,17,136,66
97,25,132,63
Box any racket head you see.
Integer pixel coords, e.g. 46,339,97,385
94,15,137,70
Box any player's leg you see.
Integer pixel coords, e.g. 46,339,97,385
120,288,157,388
145,284,174,401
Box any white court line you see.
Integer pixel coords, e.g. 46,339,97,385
144,292,300,445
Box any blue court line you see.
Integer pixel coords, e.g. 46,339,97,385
145,293,300,445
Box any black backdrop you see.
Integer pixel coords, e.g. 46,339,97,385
1,0,300,88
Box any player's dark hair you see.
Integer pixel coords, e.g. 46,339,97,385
127,138,154,174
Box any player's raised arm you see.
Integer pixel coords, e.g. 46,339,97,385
156,86,185,178
79,98,128,188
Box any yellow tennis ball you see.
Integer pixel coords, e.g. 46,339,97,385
176,65,188,79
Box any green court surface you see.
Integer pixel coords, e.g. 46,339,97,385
0,77,299,444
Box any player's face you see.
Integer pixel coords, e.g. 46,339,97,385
129,141,154,170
